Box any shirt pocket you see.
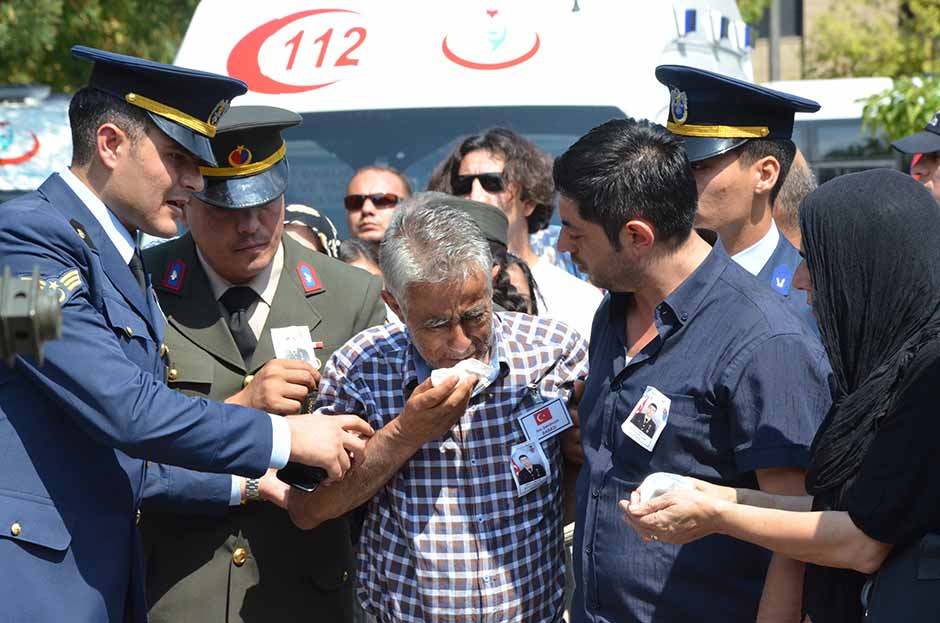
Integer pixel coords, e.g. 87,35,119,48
610,392,717,477
0,489,71,552
101,295,154,347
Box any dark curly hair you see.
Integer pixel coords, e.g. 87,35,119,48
427,128,555,233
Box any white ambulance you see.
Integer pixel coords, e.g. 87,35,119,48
174,0,755,234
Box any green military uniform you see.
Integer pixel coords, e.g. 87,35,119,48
139,105,386,622
142,232,385,622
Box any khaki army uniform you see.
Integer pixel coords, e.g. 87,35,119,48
141,232,385,622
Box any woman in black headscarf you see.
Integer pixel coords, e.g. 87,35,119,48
621,168,940,621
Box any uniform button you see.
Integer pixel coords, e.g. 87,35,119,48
124,326,134,337
341,570,349,583
680,312,689,321
591,488,600,498
232,547,248,567
242,374,254,388
167,368,179,381
585,545,592,554
135,510,141,526
159,343,169,357
10,522,21,537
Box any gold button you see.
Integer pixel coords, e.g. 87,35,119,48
341,570,349,583
242,374,254,388
232,547,248,567
167,368,179,381
159,343,169,357
135,510,141,526
124,326,134,337
10,522,21,537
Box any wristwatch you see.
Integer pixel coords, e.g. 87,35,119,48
243,477,261,504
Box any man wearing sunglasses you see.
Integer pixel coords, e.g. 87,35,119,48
344,165,412,243
891,111,940,204
432,128,603,340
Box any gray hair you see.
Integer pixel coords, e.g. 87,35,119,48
774,155,817,235
380,194,493,310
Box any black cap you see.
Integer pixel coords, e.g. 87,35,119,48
891,112,940,155
195,106,302,209
422,194,508,246
284,204,340,258
655,64,820,162
71,45,247,166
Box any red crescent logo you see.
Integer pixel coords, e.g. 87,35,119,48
227,8,357,94
441,33,540,70
0,131,40,166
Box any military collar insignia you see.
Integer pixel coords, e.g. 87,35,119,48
931,113,940,128
771,264,793,295
69,219,97,251
228,144,252,167
671,88,689,125
161,259,187,293
296,261,323,295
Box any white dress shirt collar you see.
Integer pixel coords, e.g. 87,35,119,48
59,168,136,263
198,241,284,306
731,223,779,277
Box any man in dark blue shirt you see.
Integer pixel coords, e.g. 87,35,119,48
553,118,832,622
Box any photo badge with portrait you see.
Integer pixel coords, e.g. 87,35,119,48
621,385,671,452
509,440,550,497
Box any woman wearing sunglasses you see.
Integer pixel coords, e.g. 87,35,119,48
344,165,412,243
623,169,940,622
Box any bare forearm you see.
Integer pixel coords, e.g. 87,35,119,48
737,489,813,512
294,418,419,528
757,554,804,623
715,503,891,573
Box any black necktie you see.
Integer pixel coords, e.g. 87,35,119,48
220,286,259,364
128,248,147,295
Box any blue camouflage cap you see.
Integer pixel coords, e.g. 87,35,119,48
71,45,248,166
655,65,820,162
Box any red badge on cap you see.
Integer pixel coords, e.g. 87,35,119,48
296,261,322,294
161,259,186,292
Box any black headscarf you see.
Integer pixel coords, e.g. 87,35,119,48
800,169,940,622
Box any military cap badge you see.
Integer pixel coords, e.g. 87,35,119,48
228,145,252,167
671,88,689,125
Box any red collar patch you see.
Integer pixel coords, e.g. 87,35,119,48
161,259,186,292
296,261,322,294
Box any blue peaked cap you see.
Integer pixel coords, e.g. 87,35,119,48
71,45,248,166
655,65,820,162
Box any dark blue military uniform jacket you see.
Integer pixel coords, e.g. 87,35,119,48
0,174,274,622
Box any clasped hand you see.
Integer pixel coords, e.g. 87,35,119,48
621,477,731,544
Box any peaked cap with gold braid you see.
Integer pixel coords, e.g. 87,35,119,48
71,45,247,167
655,64,820,162
195,106,302,209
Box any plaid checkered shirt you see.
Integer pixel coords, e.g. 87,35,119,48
316,312,589,623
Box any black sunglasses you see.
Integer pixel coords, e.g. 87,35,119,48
452,172,505,196
343,193,402,211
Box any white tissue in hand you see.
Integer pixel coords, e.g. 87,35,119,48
430,358,492,387
637,472,694,504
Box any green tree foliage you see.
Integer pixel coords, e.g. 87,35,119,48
0,0,199,93
806,0,940,141
736,0,771,26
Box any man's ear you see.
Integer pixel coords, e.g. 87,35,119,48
620,219,656,252
96,123,131,172
381,289,404,320
754,155,781,198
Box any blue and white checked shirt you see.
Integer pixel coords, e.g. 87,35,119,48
316,312,589,623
